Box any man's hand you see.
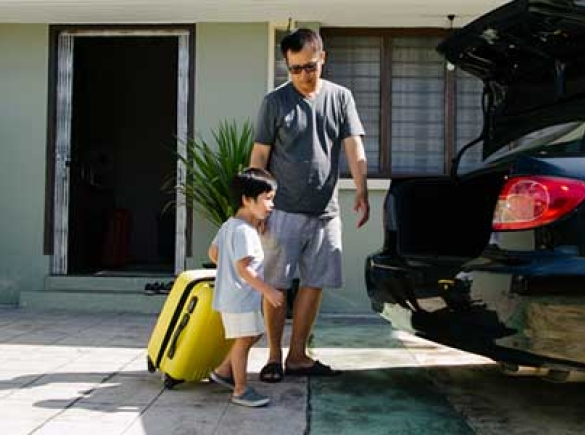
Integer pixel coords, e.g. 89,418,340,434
265,288,285,308
343,136,369,228
354,193,370,228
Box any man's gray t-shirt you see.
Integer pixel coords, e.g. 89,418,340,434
254,80,365,217
211,217,263,313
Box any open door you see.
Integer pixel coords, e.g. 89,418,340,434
51,28,191,276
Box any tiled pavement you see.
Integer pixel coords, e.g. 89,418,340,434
0,308,493,435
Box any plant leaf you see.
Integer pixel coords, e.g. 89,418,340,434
161,119,254,228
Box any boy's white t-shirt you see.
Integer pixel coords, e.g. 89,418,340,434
211,217,264,313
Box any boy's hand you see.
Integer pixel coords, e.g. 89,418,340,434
256,219,267,234
265,288,284,308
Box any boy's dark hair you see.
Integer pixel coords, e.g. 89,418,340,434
230,167,277,211
280,28,323,58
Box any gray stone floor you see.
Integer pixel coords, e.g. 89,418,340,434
7,307,581,435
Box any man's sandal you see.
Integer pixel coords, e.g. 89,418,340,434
259,362,284,383
285,360,341,377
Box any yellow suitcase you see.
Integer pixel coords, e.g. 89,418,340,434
146,269,233,389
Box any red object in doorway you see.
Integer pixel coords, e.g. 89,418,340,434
102,208,132,267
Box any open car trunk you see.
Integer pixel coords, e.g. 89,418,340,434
373,168,508,309
393,169,506,253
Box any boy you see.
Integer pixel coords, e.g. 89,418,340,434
207,167,284,407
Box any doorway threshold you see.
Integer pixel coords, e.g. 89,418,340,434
94,270,173,277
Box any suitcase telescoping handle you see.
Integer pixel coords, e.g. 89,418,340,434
167,296,198,359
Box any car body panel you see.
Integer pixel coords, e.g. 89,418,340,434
365,0,585,373
366,149,585,371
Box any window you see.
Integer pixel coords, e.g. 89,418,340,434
455,68,484,173
321,29,484,177
274,29,289,89
390,37,445,174
321,35,381,174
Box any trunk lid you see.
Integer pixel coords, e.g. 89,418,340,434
437,0,585,158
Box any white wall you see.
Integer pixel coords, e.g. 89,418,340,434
322,186,387,314
0,24,50,304
189,22,271,268
194,23,270,139
0,21,388,314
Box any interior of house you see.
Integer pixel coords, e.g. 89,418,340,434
66,36,179,276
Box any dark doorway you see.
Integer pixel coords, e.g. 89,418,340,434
67,37,177,275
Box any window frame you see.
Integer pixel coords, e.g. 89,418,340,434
321,27,460,179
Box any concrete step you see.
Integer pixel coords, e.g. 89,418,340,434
19,275,175,314
19,289,168,314
44,275,175,292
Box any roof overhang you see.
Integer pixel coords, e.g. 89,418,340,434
0,0,508,26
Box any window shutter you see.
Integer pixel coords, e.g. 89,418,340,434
390,37,444,174
274,30,289,89
455,69,484,173
323,36,381,174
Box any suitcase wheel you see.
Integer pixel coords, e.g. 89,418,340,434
163,373,183,390
147,356,156,373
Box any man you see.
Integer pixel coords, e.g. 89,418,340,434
250,28,369,382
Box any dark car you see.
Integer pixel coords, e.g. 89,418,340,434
365,0,585,381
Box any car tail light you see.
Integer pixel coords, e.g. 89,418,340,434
492,176,585,231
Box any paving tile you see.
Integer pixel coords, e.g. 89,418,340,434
215,380,307,435
76,373,165,406
309,369,473,435
2,308,520,435
310,347,420,371
4,380,99,405
30,419,137,435
0,367,46,385
2,420,48,435
47,401,143,424
123,405,213,435
0,400,63,420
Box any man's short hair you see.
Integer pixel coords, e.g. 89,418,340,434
281,28,323,58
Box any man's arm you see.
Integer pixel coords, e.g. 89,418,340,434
249,143,272,169
343,135,369,228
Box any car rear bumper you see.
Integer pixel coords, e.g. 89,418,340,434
366,255,585,371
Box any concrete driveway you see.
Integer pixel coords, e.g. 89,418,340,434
0,308,584,434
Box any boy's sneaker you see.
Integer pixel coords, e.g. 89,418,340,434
209,371,235,390
230,387,270,408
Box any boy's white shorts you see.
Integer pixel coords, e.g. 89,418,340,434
220,310,265,339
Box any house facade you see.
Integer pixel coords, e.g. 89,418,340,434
0,1,506,313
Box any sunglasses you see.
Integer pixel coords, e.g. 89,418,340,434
287,60,320,75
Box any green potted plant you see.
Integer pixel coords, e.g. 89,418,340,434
162,119,254,228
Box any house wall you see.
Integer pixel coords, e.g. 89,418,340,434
190,22,386,314
0,22,386,314
188,22,271,267
0,24,49,305
326,187,387,313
